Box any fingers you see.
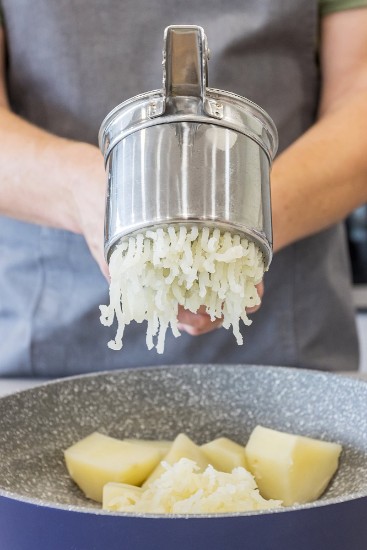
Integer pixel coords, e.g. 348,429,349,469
177,281,264,336
70,143,110,281
100,258,110,281
257,280,264,300
85,232,110,282
177,305,223,336
246,281,264,314
95,241,110,281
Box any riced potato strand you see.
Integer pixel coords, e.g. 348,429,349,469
99,226,265,353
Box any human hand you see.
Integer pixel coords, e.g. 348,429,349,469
177,281,264,336
69,143,109,280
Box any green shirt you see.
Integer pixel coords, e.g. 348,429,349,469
320,0,367,15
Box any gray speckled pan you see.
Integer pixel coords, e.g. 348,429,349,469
0,364,366,550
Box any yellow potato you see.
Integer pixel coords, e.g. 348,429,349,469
245,425,342,506
201,437,247,472
64,432,160,502
143,433,209,487
103,482,143,511
124,439,172,459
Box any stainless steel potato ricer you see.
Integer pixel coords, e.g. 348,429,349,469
99,25,278,268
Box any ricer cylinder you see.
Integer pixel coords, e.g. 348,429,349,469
99,25,278,268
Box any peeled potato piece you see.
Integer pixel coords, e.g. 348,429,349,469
103,482,143,511
245,425,342,506
143,433,209,487
124,439,172,459
64,432,160,502
201,437,247,472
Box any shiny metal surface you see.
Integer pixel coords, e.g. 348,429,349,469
163,26,208,100
99,89,277,166
105,123,272,263
99,25,278,267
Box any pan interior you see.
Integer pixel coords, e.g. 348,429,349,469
0,365,366,511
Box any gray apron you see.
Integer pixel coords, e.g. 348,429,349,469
0,0,358,376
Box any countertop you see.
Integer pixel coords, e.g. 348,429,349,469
0,371,366,398
0,378,50,397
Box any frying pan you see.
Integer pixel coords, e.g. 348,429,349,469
0,364,366,550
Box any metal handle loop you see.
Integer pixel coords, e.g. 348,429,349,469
163,25,208,100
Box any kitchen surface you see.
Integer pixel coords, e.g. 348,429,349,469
357,311,367,374
355,282,367,375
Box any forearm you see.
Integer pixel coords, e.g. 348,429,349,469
0,106,101,233
0,105,108,274
271,89,367,252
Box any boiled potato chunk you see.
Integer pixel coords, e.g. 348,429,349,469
143,433,209,487
201,437,247,472
64,432,160,502
245,425,342,506
124,439,172,459
103,482,143,511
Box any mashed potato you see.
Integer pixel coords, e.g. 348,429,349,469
104,458,281,514
100,226,265,353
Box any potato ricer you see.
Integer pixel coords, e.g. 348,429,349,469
99,25,278,268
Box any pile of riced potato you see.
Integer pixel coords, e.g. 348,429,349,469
64,426,342,514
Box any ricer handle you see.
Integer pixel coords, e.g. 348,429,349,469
163,25,208,100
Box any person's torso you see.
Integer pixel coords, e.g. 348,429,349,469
0,0,358,375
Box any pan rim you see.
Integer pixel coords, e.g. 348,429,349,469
0,487,366,518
